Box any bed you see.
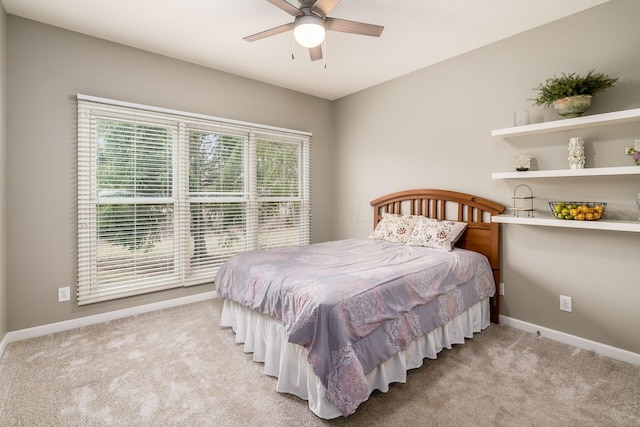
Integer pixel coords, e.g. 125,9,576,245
216,189,505,418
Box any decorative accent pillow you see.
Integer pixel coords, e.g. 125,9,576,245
405,217,468,251
369,213,420,243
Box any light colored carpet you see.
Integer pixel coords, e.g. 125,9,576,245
0,298,638,426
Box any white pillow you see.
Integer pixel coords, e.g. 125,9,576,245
405,217,468,251
369,213,420,243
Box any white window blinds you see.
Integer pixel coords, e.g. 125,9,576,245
77,95,311,305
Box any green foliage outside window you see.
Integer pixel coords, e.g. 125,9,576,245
96,120,303,255
97,120,172,252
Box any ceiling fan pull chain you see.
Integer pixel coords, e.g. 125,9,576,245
291,32,295,60
323,38,327,69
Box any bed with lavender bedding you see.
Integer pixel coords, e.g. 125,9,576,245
216,189,505,418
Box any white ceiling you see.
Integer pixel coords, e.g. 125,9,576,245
2,0,609,100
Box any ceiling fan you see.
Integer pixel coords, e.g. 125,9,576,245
244,0,384,61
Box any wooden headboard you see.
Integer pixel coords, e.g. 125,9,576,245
370,189,505,323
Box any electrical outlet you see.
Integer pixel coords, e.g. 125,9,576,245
560,295,572,312
58,286,71,302
499,282,505,296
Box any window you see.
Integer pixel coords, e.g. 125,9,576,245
77,95,310,305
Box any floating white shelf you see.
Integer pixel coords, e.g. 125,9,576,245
492,214,640,233
491,107,640,138
491,166,640,179
491,107,640,233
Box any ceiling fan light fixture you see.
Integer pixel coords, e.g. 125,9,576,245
293,15,325,48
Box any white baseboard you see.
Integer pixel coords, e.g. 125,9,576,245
3,301,638,367
1,291,217,358
499,315,640,366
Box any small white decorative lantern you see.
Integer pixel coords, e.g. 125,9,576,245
509,184,535,217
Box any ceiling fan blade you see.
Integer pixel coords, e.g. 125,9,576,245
311,0,341,17
243,22,295,42
309,45,323,61
267,0,302,16
325,17,384,37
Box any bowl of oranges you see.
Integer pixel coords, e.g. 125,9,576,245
549,201,606,221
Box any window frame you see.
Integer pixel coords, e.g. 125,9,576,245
77,94,311,305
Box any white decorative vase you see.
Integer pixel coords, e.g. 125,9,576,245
568,137,585,169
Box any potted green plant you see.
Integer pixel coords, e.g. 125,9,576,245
531,70,618,118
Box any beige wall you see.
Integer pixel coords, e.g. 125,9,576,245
0,3,6,339
5,16,333,331
332,0,640,354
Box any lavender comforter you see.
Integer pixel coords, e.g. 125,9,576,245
215,238,495,416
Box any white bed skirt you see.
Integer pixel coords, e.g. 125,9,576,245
220,298,491,419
